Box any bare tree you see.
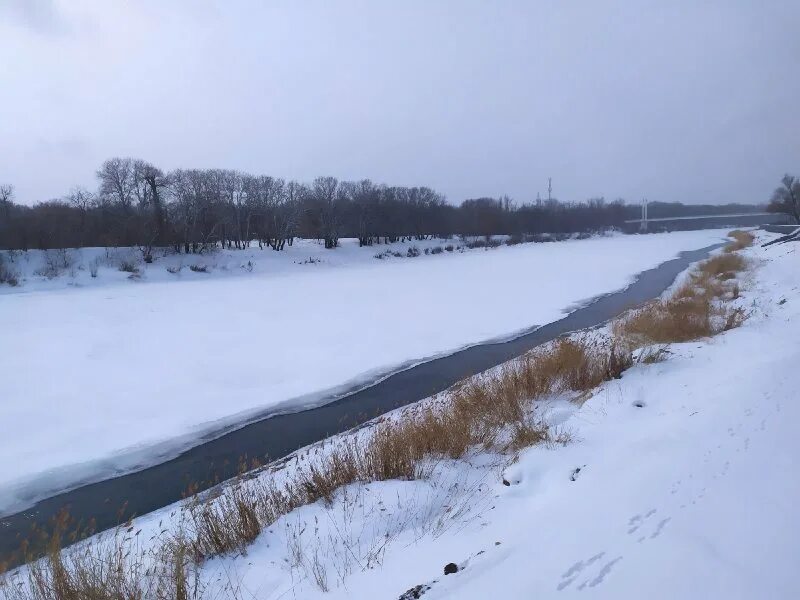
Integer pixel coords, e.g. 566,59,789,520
312,176,340,249
0,184,13,204
97,158,135,209
343,179,378,247
135,160,168,242
767,174,800,224
0,184,13,221
65,186,95,246
0,184,15,250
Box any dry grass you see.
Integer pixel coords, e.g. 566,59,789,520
699,252,746,278
0,337,642,598
446,337,629,450
0,513,197,600
613,294,715,345
614,230,751,348
725,230,755,252
187,486,261,559
173,334,630,573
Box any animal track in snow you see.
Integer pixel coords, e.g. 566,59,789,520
649,517,671,539
573,557,624,590
627,509,656,534
557,552,605,591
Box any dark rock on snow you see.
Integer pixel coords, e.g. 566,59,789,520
399,583,432,599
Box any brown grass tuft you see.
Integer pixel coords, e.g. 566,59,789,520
700,252,745,277
613,295,715,345
725,230,754,252
614,242,750,348
0,512,163,600
187,486,261,559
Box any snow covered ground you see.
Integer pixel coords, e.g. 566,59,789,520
2,230,797,599
181,231,798,598
0,230,727,515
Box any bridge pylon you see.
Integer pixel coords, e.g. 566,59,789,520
640,198,648,232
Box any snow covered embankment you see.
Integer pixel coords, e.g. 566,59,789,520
297,231,794,600
5,230,795,599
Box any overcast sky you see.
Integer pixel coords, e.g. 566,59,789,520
1,0,798,206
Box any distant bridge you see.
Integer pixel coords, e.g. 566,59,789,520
625,200,777,231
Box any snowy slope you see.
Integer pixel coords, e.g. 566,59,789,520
188,231,797,599
0,230,727,515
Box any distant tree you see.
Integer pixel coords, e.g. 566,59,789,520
312,176,341,249
0,184,13,220
97,158,134,209
0,184,15,249
65,186,95,246
0,183,13,204
767,174,800,224
134,160,168,247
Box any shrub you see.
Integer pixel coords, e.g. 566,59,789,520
89,258,100,278
531,234,553,243
118,260,139,274
35,249,74,279
0,253,19,286
188,264,208,273
430,246,444,255
406,246,420,258
444,245,454,252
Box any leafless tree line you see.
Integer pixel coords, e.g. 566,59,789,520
0,158,773,252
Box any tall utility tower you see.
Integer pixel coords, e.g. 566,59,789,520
547,178,552,202
640,198,649,232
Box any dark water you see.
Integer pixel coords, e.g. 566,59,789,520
0,243,721,566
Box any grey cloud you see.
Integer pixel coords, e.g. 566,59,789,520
0,0,68,35
1,1,799,206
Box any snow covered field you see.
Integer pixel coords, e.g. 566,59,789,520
0,230,728,515
4,229,794,599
